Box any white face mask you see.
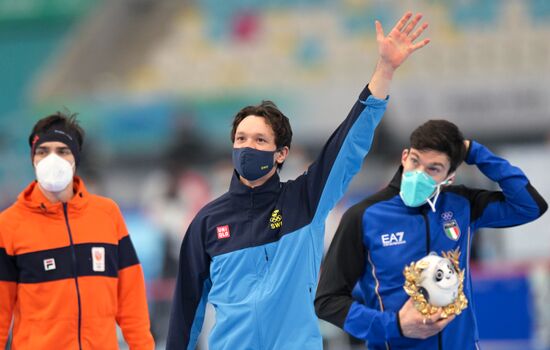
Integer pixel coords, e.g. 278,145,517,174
35,153,74,193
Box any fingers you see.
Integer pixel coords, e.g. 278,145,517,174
423,313,455,328
378,12,430,49
419,314,454,339
409,22,429,42
394,12,413,32
410,38,430,53
394,12,426,36
375,20,385,42
403,13,423,35
435,314,456,328
392,12,429,43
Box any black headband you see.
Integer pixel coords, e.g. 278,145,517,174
31,129,81,166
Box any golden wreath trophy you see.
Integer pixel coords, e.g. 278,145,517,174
403,249,468,318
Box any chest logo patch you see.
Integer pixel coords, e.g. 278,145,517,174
441,211,460,241
217,225,231,239
381,232,406,247
43,258,56,271
443,220,461,241
441,212,460,241
270,209,282,229
92,247,106,272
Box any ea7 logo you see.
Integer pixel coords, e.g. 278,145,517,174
381,232,406,247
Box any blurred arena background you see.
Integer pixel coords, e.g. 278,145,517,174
1,0,549,349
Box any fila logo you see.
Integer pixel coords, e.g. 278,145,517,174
43,258,56,271
381,232,406,247
217,225,231,239
92,247,105,272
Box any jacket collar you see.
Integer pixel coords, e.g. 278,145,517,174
389,166,404,191
17,176,90,214
228,170,281,204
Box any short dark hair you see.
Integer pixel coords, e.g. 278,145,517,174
409,120,466,174
230,100,293,169
29,111,85,165
29,111,85,148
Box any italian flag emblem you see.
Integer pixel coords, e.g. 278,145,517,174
443,220,460,241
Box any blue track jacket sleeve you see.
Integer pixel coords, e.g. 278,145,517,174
462,141,547,231
167,217,211,350
315,204,403,343
289,85,387,226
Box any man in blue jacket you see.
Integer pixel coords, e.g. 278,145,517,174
315,119,548,349
167,12,431,350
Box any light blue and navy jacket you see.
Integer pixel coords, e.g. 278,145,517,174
166,85,388,350
315,141,548,350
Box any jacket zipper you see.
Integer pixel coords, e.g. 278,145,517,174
249,191,263,350
421,209,431,255
63,203,83,350
421,208,442,350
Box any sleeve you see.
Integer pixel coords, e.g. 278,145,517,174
166,217,211,350
463,141,548,231
114,209,155,350
290,85,388,226
0,226,18,348
314,206,402,342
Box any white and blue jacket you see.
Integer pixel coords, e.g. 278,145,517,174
315,141,547,350
166,85,388,350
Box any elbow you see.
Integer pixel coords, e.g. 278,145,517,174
314,295,327,321
314,292,336,323
314,292,346,327
528,198,548,222
527,183,548,219
539,198,548,218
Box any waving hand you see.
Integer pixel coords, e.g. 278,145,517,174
369,12,430,98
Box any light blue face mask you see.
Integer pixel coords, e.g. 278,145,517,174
400,170,453,212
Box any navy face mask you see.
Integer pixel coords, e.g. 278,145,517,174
232,147,276,181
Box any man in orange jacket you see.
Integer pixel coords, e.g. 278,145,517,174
0,112,154,349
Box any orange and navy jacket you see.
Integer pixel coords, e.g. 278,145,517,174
0,177,154,350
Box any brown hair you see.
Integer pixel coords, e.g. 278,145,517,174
410,120,466,174
231,101,293,169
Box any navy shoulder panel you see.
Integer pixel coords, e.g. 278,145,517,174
0,248,18,282
444,185,503,223
118,235,140,269
351,186,400,216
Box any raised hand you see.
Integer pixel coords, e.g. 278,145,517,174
376,12,430,70
369,12,430,99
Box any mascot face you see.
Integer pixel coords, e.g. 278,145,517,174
418,254,459,307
